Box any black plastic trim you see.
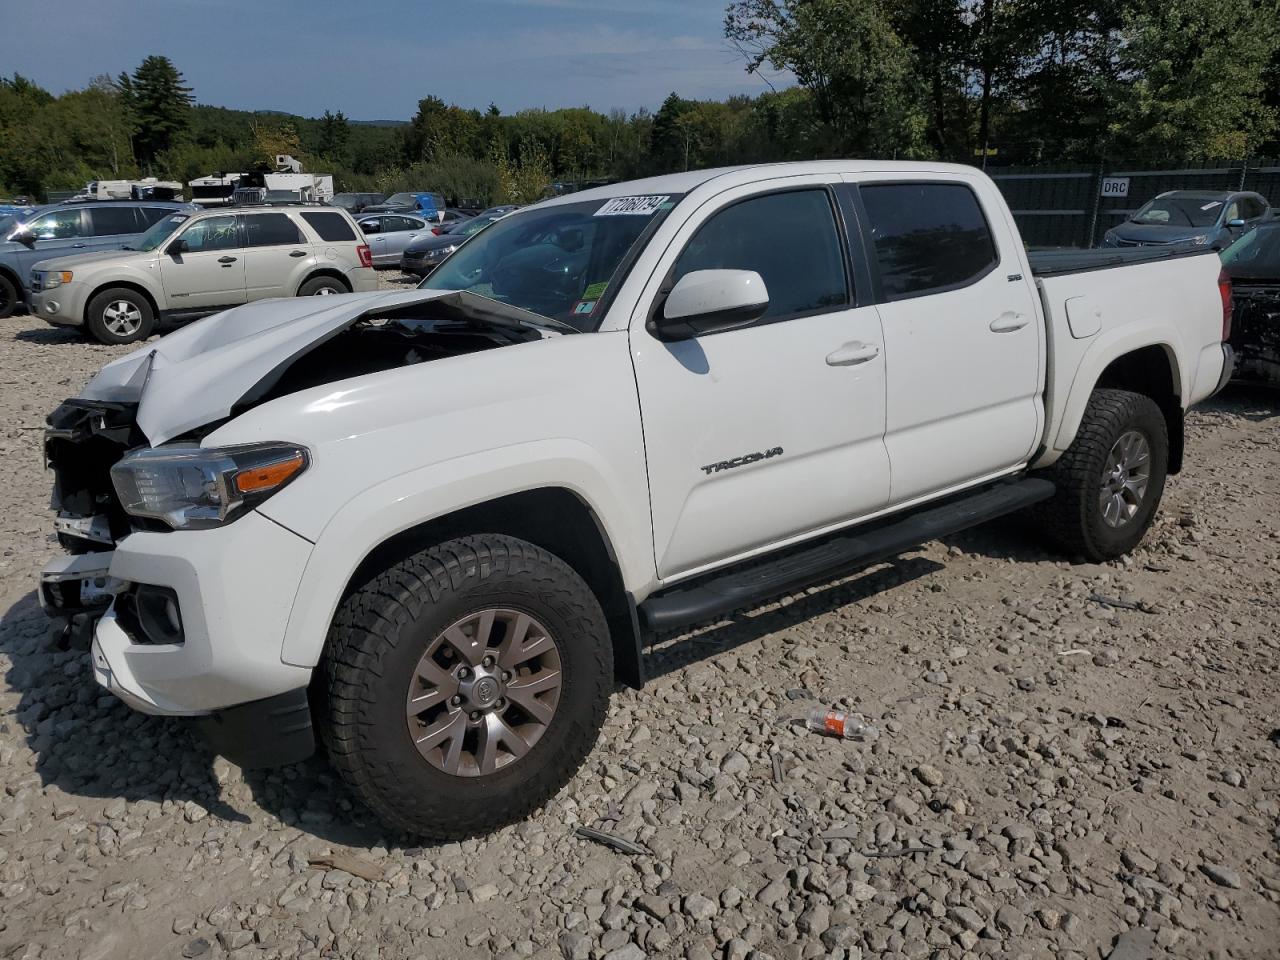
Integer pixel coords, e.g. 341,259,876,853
639,478,1055,632
196,686,315,769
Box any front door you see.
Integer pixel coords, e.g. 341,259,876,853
159,214,246,310
853,177,1043,503
630,182,892,581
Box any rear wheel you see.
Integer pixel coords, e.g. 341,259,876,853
0,274,16,319
1037,388,1169,561
321,534,612,839
85,287,155,344
298,276,349,297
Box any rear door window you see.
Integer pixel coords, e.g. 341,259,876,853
670,189,848,324
89,206,143,236
859,183,998,301
301,211,357,242
242,212,304,247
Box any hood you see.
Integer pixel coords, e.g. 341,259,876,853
33,249,149,272
78,289,560,445
1110,222,1215,244
406,233,464,255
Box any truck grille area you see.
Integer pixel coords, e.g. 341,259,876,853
45,399,144,551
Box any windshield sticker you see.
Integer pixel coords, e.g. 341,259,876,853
572,300,597,316
595,195,670,216
1200,202,1223,211
581,281,609,300
168,215,189,224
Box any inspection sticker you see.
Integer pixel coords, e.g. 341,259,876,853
595,195,670,216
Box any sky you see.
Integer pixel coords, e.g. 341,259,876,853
6,0,791,120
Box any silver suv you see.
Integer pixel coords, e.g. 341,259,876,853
29,205,378,344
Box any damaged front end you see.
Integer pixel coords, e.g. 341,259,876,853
1231,283,1280,385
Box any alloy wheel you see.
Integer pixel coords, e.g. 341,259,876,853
405,608,563,777
1098,429,1151,528
102,299,143,337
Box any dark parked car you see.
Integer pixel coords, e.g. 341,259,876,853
0,200,195,318
330,192,386,214
1221,221,1280,385
361,191,448,218
1102,190,1270,250
399,214,503,277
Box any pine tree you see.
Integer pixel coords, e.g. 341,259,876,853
119,55,193,171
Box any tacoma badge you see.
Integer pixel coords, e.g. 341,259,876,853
701,447,783,475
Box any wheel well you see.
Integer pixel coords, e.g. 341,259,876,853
1095,344,1184,474
298,269,351,294
0,264,19,289
84,281,159,325
341,488,644,689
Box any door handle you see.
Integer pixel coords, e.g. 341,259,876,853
217,256,237,265
989,312,1030,333
289,250,306,258
825,341,881,366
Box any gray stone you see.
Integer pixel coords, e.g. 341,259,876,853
913,764,944,787
558,931,591,960
684,893,718,921
1106,927,1155,960
886,795,919,818
1198,864,1242,889
602,945,645,960
181,939,212,959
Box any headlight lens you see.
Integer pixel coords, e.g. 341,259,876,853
110,442,309,530
39,270,73,288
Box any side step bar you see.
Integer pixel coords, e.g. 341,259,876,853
639,478,1055,633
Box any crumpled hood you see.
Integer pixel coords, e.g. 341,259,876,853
78,288,550,444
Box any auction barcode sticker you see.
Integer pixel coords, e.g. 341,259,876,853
595,195,670,216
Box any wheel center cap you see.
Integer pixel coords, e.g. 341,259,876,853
458,666,503,710
472,676,499,707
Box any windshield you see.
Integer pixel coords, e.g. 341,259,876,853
419,194,681,330
134,212,193,252
1131,196,1225,228
452,216,494,237
385,193,415,206
1222,224,1280,278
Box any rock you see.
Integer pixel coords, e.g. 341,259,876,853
635,893,670,919
181,939,212,959
558,931,591,960
684,893,718,921
994,905,1026,937
948,906,984,932
216,930,253,951
720,752,749,775
820,925,860,949
912,764,944,787
471,883,500,903
601,945,645,960
1198,863,1242,889
1106,927,1156,960
723,938,750,960
886,795,919,818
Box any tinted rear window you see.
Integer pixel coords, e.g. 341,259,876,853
243,213,303,246
860,183,998,300
89,206,142,236
301,211,356,242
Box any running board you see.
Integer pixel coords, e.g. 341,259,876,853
639,478,1055,633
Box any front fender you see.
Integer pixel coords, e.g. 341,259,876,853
273,439,653,668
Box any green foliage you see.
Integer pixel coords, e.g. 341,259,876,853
117,55,193,171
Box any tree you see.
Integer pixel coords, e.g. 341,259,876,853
118,55,193,171
726,0,930,157
1108,0,1278,158
317,109,351,163
249,117,302,167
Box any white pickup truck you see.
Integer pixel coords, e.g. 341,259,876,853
40,161,1234,839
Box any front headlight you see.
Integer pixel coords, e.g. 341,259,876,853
111,442,309,530
39,270,73,288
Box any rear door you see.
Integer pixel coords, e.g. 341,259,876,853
240,212,311,299
852,176,1043,503
158,213,246,310
84,205,144,254
374,215,427,264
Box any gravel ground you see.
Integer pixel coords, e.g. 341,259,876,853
1,285,1279,960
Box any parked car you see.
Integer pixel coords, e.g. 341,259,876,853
330,192,386,215
356,212,433,267
29,204,376,344
0,200,195,319
400,213,503,276
362,191,447,218
40,162,1232,839
1220,221,1280,384
1102,190,1270,250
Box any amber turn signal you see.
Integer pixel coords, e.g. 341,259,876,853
233,452,307,494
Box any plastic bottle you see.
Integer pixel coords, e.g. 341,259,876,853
806,706,879,741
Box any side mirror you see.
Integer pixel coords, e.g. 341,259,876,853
651,269,770,341
168,238,189,256
12,228,35,248
1227,218,1246,229
360,220,381,234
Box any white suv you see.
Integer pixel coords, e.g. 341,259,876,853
29,205,377,343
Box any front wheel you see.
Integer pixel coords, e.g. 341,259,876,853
321,534,612,839
0,274,17,319
85,287,155,344
1037,388,1169,562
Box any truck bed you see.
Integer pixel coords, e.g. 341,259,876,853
1028,246,1218,278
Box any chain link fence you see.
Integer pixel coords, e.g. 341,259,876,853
983,160,1280,248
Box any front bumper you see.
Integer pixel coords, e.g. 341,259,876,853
30,285,86,327
44,510,316,717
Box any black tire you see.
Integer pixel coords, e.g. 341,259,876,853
0,274,16,319
1037,388,1169,562
321,534,612,839
85,287,155,344
297,275,349,297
